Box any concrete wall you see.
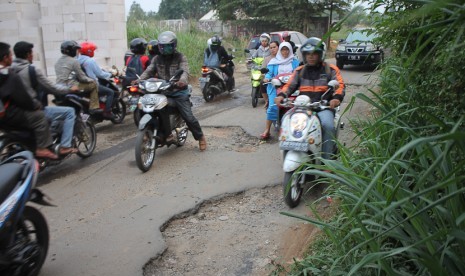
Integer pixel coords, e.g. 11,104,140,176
0,0,127,77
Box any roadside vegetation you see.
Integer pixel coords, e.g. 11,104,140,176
279,0,465,275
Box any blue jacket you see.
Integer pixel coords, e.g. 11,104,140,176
265,59,300,95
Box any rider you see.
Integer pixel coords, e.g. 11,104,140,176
251,33,271,58
140,31,207,151
78,41,116,119
55,40,101,114
275,37,345,160
147,39,160,62
12,41,78,155
282,31,296,53
123,38,150,88
0,42,58,159
203,35,234,91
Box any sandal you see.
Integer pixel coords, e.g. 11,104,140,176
260,132,270,140
199,136,207,151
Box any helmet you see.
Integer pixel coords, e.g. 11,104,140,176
147,39,159,55
60,40,81,57
300,37,326,62
157,31,177,55
259,33,271,43
282,31,290,39
80,41,97,57
210,35,221,51
130,38,147,55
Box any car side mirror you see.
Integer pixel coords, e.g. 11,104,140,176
339,39,345,43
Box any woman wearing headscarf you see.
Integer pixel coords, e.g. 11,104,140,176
260,42,299,139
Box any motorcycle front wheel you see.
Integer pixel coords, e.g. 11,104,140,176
133,109,142,127
11,206,49,276
111,99,126,124
135,128,156,172
202,85,214,102
251,86,259,108
283,171,304,208
76,120,97,158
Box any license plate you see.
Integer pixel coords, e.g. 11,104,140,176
128,97,139,105
348,55,360,60
280,141,308,152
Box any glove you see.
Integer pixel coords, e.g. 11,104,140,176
176,81,187,89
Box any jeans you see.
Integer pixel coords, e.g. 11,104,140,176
44,106,76,148
317,109,335,160
98,84,115,112
171,95,204,140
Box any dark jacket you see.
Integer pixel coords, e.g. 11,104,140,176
0,69,35,111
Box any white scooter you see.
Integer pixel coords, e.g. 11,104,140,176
277,80,343,208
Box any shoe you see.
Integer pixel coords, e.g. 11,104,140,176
103,112,115,120
59,147,78,155
198,136,207,151
89,108,103,115
260,132,270,140
35,148,59,159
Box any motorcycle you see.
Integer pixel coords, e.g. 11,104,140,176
124,68,146,127
0,151,53,276
248,56,265,108
134,70,189,172
0,94,97,170
91,77,126,124
277,80,343,208
199,55,235,102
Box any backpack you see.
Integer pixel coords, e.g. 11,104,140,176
125,55,149,78
28,65,48,107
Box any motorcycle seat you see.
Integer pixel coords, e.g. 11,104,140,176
0,163,24,203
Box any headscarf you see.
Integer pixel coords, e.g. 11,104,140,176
267,42,296,74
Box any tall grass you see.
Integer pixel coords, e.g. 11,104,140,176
282,1,465,274
126,19,247,81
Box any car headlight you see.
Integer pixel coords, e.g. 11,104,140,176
290,113,308,138
365,45,374,52
336,45,345,51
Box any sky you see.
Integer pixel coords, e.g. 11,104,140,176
125,0,161,15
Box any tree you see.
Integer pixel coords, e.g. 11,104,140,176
158,0,212,19
127,1,147,21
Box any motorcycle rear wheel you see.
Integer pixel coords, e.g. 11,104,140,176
111,99,126,124
135,128,156,172
76,121,97,158
10,206,49,276
283,171,304,208
251,87,259,108
202,85,214,102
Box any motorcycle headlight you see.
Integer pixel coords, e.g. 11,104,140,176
145,81,163,93
251,71,262,80
336,45,345,51
290,113,308,138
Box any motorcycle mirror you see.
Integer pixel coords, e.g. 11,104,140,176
271,79,281,86
328,80,339,89
244,49,250,53
260,68,269,74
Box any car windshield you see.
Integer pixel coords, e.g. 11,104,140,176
345,30,377,43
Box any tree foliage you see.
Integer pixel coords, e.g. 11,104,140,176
127,1,147,21
158,0,213,19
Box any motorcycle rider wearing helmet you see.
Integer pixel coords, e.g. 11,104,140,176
0,42,58,159
275,37,345,160
140,31,207,151
123,38,150,88
282,31,296,54
55,40,101,114
147,39,160,62
251,33,271,58
12,41,79,155
203,35,234,91
78,41,116,119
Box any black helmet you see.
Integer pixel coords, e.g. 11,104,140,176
147,39,159,55
157,31,177,55
300,37,326,62
60,40,81,57
130,38,147,55
210,35,221,51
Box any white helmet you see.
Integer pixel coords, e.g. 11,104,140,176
207,38,212,46
260,33,271,43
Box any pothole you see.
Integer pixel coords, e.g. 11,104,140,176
202,126,261,153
